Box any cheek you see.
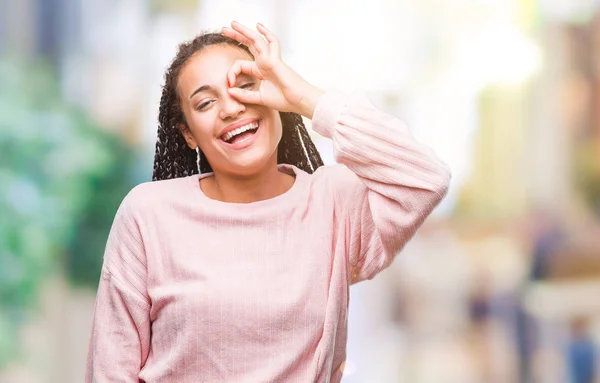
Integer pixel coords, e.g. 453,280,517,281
270,112,283,140
189,113,217,142
185,117,221,160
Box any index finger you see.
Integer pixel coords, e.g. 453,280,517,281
227,59,262,88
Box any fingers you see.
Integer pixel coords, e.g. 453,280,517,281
256,23,280,57
227,59,263,87
221,27,251,48
228,21,268,55
222,22,281,58
227,87,262,105
227,59,264,105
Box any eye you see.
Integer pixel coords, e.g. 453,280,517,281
240,82,255,89
195,100,213,111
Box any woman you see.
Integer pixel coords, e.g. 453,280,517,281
86,21,451,383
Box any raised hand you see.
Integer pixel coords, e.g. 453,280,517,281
221,21,323,119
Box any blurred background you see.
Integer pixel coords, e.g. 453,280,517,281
1,0,600,382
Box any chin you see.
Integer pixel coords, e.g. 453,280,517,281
218,148,278,177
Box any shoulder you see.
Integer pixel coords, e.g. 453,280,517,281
117,175,194,219
308,164,365,200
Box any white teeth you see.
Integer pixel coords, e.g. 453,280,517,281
221,121,259,142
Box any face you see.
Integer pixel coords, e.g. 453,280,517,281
177,44,282,177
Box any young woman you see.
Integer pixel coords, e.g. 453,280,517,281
86,21,451,383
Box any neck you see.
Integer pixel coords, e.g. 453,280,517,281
202,161,295,204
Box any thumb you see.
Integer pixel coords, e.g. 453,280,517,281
227,87,262,105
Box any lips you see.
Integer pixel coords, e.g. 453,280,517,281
220,120,259,143
218,118,260,141
218,119,262,150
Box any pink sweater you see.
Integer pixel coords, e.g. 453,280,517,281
86,90,451,383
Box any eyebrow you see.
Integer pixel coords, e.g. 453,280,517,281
189,85,211,100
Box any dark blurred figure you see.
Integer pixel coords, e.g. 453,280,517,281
528,213,563,282
468,270,495,382
516,211,564,382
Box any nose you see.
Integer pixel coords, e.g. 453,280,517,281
219,93,245,120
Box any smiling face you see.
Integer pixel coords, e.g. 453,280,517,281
177,44,282,177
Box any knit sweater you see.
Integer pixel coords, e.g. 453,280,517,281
86,90,451,383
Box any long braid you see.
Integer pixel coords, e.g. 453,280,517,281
278,112,324,173
152,33,324,181
153,85,198,181
296,116,325,171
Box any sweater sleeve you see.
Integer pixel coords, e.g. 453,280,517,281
86,192,151,382
312,90,451,284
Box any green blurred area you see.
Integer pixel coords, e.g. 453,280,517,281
0,58,138,368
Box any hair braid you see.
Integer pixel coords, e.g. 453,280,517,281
152,84,198,181
278,112,324,173
152,33,324,181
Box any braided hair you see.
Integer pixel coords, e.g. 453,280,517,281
152,33,324,181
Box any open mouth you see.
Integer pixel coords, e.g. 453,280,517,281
220,121,260,145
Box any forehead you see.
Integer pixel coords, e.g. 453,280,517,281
178,44,253,96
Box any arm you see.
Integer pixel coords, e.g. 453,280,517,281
86,193,151,382
312,90,451,283
219,22,451,282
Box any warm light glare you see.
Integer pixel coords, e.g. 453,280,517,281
458,25,543,87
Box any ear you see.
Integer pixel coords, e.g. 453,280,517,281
178,123,198,150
